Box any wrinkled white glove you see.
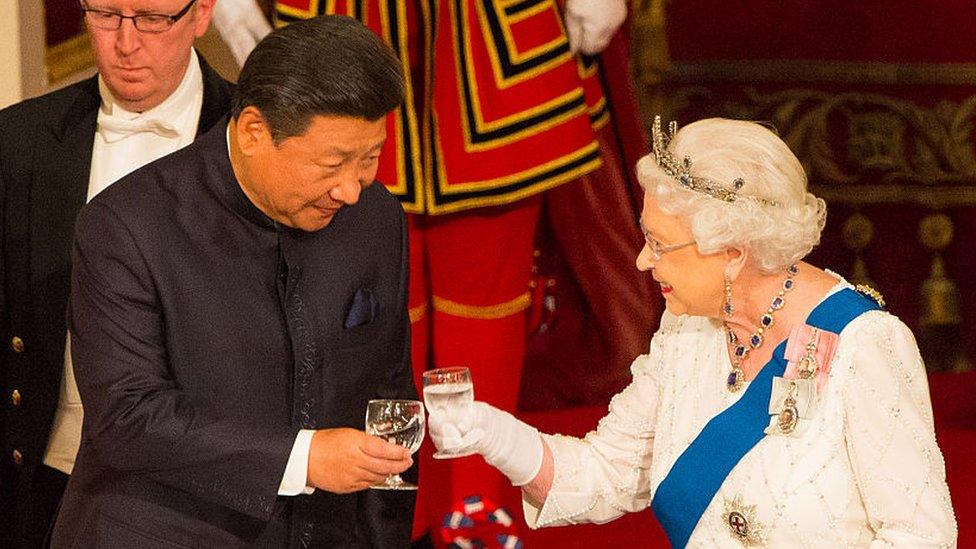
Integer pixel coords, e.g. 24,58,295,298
564,0,627,55
211,0,273,67
429,401,544,486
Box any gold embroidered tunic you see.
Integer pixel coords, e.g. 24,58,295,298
274,0,606,214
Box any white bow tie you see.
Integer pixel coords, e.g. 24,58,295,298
97,110,180,143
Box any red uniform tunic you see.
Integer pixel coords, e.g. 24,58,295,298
274,2,651,544
275,0,608,213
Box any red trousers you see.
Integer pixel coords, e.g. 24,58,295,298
408,196,541,539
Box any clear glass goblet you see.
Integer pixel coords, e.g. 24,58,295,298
365,399,425,490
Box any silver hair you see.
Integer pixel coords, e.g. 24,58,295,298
637,118,827,273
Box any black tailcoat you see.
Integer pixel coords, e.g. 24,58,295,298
0,56,232,548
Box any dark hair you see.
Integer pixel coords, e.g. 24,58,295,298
231,15,405,143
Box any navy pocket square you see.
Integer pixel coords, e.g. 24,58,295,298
344,288,378,329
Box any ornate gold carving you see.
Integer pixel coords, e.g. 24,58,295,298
919,213,954,250
45,31,95,84
917,213,970,371
630,0,671,122
668,60,976,87
919,256,959,325
671,88,976,202
841,213,876,287
842,213,874,251
919,214,960,326
808,185,976,208
847,113,908,173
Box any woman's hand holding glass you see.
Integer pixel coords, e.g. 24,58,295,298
422,367,476,458
428,399,546,487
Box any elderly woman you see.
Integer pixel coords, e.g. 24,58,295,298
429,118,957,547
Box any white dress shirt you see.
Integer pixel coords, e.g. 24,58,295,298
87,51,204,201
524,276,957,547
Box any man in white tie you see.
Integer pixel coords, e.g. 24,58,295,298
0,1,230,546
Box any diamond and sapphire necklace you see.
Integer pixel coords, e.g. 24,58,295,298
725,264,799,392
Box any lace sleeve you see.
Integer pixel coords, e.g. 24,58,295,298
522,311,679,528
841,312,957,547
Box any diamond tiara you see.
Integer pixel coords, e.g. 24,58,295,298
651,116,779,207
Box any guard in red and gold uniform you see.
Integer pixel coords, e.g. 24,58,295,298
214,0,653,543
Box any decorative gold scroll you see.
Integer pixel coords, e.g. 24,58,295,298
670,87,976,197
45,31,94,83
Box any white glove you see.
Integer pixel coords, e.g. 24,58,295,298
429,401,544,486
211,0,273,67
564,0,627,55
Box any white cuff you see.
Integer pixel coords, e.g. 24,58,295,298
277,429,316,496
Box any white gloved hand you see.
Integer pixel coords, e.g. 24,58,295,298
563,0,627,55
211,0,273,67
429,401,544,486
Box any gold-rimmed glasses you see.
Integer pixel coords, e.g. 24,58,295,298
639,219,696,260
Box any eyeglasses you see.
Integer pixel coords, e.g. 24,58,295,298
81,0,197,33
639,220,696,261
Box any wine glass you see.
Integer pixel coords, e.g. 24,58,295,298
365,399,425,490
422,366,475,459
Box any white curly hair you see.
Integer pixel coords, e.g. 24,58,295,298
637,118,827,274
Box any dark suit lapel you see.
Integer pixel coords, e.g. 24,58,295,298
27,60,227,351
30,56,229,284
29,77,99,357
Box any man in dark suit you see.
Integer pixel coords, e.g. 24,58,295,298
51,15,417,547
0,1,229,546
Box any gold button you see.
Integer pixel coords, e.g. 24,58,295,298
11,390,21,407
12,449,23,465
11,336,25,353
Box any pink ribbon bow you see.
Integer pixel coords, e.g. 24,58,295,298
783,324,838,392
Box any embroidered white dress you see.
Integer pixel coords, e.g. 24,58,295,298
523,282,957,547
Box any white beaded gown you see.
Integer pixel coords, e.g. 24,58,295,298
523,279,957,547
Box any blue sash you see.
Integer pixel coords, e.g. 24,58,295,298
650,288,881,548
